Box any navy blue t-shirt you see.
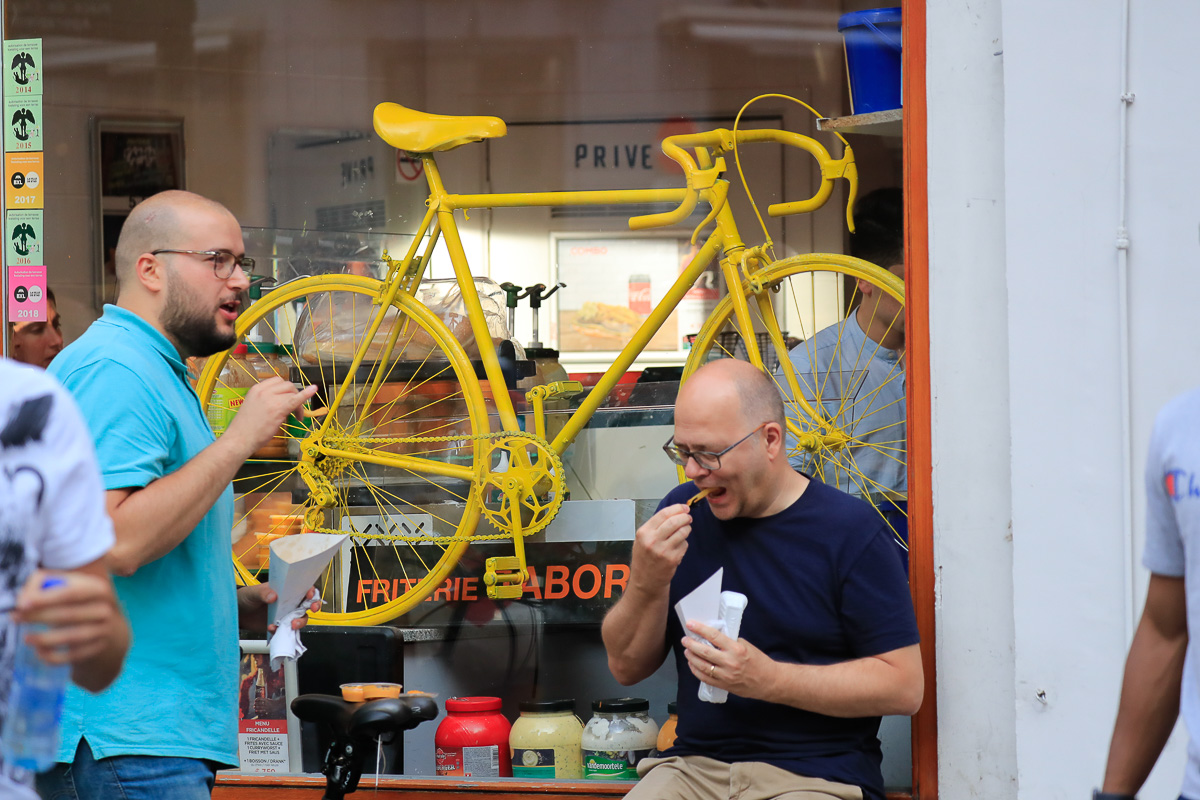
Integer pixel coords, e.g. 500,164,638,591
661,479,919,800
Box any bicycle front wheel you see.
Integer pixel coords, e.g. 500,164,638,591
196,275,491,624
682,254,908,546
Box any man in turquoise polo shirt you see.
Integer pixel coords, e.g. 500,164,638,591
40,190,318,799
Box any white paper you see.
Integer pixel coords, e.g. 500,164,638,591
266,533,347,624
675,570,751,704
673,568,723,638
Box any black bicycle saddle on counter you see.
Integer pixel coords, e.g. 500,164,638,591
291,694,439,799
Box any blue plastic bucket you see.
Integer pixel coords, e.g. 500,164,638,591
838,7,902,115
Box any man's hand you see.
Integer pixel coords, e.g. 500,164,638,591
236,583,321,633
682,619,776,701
14,569,129,669
224,378,318,457
601,502,693,685
683,619,923,716
629,503,692,590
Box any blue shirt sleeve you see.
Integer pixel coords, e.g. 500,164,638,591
839,524,920,657
56,359,175,491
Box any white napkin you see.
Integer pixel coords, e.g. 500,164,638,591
269,589,321,671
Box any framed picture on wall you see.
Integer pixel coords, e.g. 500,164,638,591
90,117,185,310
551,232,722,372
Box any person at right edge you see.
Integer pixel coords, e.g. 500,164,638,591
39,190,319,799
1096,388,1200,800
601,358,922,800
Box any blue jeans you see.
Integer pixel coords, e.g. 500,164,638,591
36,739,218,800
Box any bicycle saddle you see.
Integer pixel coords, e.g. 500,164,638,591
292,694,440,799
292,693,439,740
374,102,506,153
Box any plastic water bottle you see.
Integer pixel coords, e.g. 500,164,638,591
2,578,69,771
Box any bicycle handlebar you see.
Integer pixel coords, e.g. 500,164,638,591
627,127,858,233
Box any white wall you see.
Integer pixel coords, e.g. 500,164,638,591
925,0,1017,795
931,0,1199,796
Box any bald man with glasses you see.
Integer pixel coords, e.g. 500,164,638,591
41,191,318,799
602,358,922,800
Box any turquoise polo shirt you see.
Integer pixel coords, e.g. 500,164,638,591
49,305,239,766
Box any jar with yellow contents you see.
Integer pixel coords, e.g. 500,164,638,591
509,699,583,780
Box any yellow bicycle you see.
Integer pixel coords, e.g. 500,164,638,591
196,95,905,625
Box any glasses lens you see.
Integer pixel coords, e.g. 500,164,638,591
214,251,237,280
693,453,719,471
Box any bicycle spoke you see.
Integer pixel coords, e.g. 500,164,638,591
196,277,485,623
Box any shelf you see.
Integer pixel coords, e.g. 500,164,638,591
817,108,902,137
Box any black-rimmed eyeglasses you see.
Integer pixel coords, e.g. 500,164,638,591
151,249,255,280
663,422,768,471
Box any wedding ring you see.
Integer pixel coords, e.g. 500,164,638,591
710,664,716,677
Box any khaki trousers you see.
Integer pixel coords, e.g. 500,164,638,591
625,755,864,800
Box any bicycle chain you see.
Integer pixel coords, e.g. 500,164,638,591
301,429,566,544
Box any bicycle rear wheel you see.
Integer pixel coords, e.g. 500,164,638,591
682,254,908,546
195,275,491,624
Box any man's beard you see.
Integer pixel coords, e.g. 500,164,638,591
162,271,237,357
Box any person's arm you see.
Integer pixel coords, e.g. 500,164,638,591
106,378,317,575
601,503,692,685
15,563,130,694
1100,573,1187,796
682,621,923,717
236,582,321,633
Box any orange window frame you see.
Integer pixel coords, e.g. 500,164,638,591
902,0,936,798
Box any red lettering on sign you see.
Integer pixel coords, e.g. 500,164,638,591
605,564,629,597
544,565,570,599
522,566,542,599
461,577,479,601
356,580,371,603
371,580,390,603
573,564,602,600
433,579,453,601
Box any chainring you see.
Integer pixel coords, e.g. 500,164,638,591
477,432,566,537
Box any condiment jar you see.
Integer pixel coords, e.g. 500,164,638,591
509,699,583,780
435,696,511,778
655,701,678,753
581,697,658,780
208,344,253,436
246,342,291,459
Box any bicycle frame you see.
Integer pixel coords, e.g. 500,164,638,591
304,126,854,477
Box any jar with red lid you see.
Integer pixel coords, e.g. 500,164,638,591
435,696,512,778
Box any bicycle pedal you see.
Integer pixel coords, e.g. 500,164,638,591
543,380,583,400
484,556,527,600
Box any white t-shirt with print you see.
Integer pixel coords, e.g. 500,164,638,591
0,360,115,799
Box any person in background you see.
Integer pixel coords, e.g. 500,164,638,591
602,358,922,800
775,187,906,501
0,359,129,800
39,190,319,800
1097,388,1200,800
8,286,63,368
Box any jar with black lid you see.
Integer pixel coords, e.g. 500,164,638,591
581,697,659,780
509,699,583,779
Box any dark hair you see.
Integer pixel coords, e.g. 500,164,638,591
850,187,903,268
